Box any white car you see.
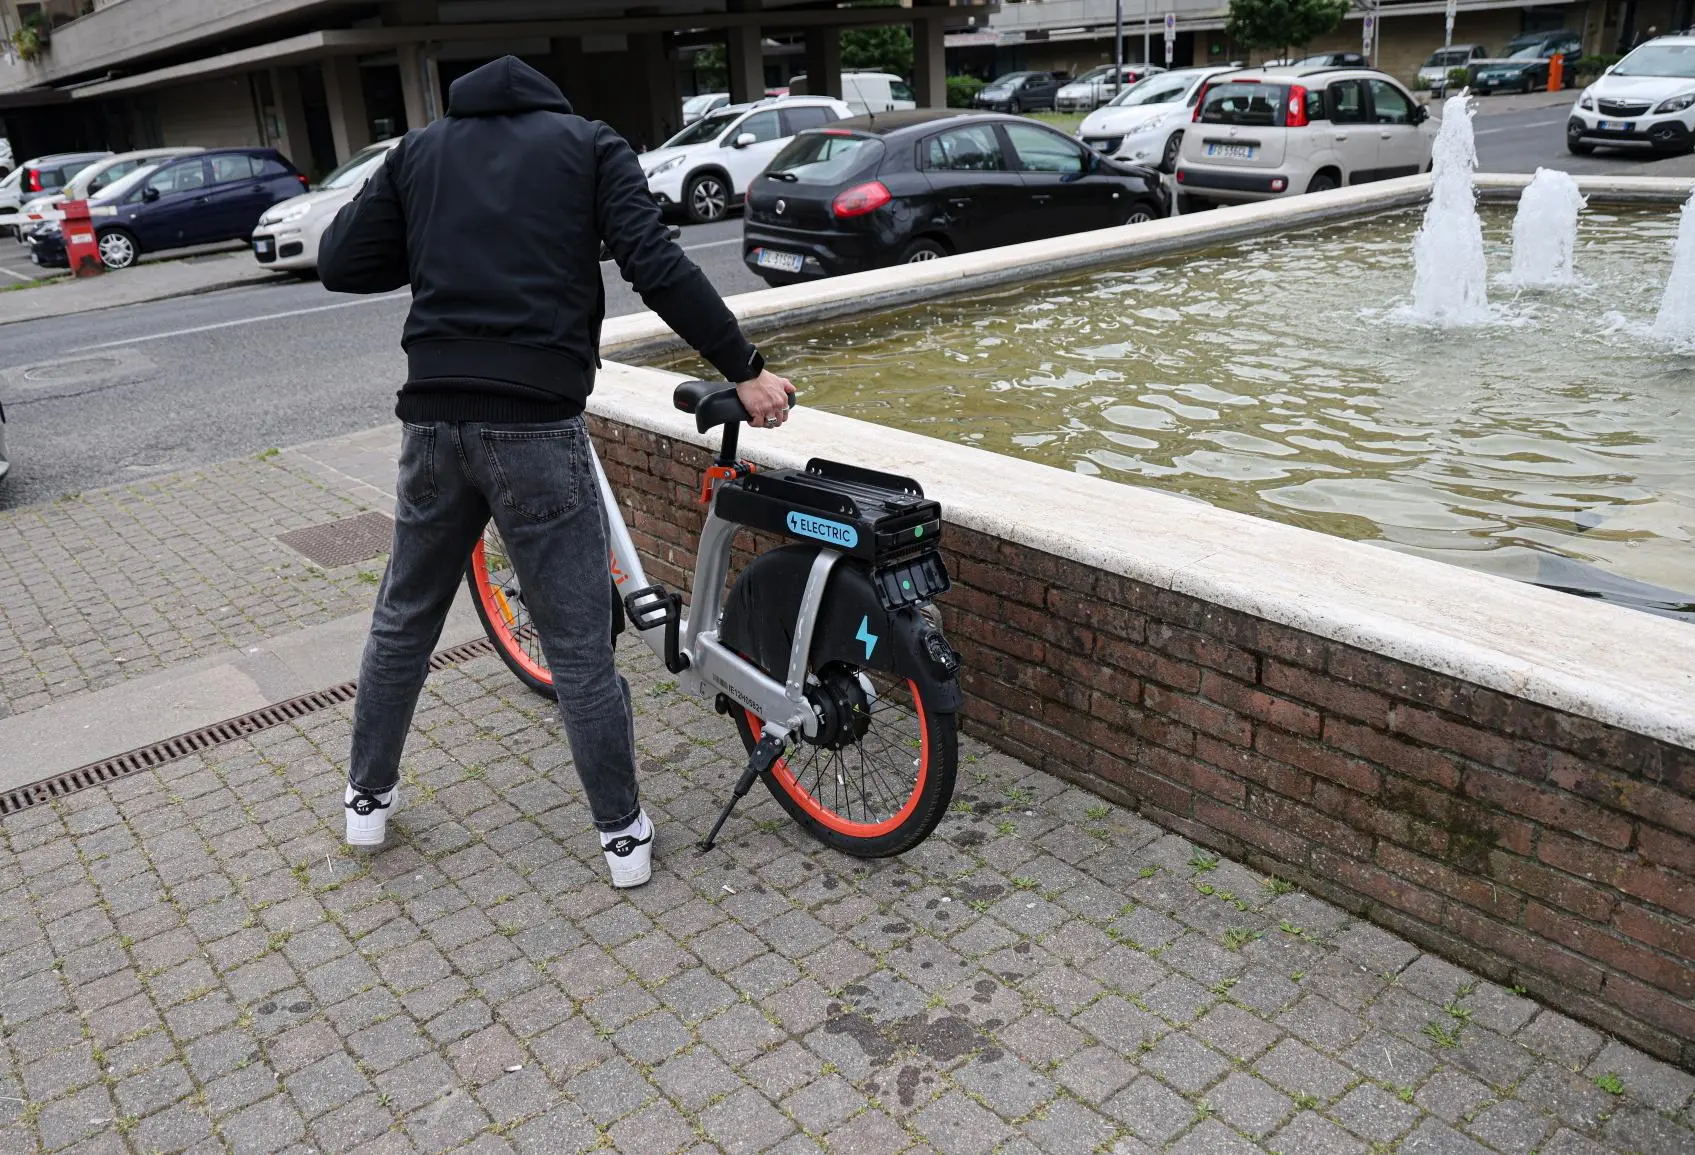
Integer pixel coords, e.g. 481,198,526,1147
1175,66,1434,209
18,147,203,238
1056,64,1163,112
1568,35,1695,156
682,92,729,125
786,72,916,115
251,140,399,272
641,96,851,223
1077,66,1236,172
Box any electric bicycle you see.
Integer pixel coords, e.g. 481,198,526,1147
465,380,963,856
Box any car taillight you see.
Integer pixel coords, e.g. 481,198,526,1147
831,180,891,218
1191,84,1210,122
26,168,41,192
1286,85,1309,128
297,174,309,187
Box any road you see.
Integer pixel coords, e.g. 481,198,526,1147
0,218,761,509
2,99,1689,511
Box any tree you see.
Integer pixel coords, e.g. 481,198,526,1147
1225,0,1351,61
842,25,913,78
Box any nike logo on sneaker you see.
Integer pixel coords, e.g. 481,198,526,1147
345,791,392,816
603,832,653,858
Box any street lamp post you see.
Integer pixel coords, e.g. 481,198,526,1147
1143,0,1151,67
1115,0,1124,79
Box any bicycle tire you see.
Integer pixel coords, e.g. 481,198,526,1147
731,668,958,858
466,529,555,698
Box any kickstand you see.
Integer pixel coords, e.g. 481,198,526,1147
699,732,787,852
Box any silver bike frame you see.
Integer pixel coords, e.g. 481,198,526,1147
591,445,835,741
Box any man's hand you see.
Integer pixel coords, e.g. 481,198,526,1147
736,369,795,429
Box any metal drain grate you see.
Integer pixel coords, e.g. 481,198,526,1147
0,636,498,819
278,512,396,568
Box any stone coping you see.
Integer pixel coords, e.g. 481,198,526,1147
588,360,1695,752
601,173,1694,365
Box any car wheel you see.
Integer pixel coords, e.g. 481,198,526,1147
1160,131,1183,174
1567,136,1595,156
899,238,948,264
1123,199,1162,225
684,173,730,224
97,229,139,269
1306,171,1340,194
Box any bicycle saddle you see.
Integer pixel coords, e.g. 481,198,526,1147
673,380,751,433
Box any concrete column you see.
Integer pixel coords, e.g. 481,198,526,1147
726,0,764,103
397,43,442,130
547,37,587,106
803,26,842,98
323,55,371,162
269,67,315,168
633,31,681,147
912,7,949,110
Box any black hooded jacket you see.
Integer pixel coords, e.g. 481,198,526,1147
319,56,762,423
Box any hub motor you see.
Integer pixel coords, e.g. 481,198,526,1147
805,663,876,749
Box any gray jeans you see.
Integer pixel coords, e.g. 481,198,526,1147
349,417,641,833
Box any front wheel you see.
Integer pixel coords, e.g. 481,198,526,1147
97,229,138,269
1567,136,1595,156
468,528,555,697
685,173,730,223
732,664,957,858
1160,131,1183,174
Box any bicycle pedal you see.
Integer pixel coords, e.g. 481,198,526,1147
622,584,680,631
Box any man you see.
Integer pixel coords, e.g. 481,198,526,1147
319,56,792,888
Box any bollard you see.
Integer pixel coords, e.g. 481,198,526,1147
60,199,104,278
1548,53,1565,93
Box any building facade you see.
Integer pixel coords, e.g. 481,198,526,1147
0,0,998,177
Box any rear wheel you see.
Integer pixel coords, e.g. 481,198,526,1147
1306,171,1340,194
685,173,730,224
732,663,957,857
1123,199,1161,225
899,238,947,264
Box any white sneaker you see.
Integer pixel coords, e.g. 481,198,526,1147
345,784,398,847
601,811,654,888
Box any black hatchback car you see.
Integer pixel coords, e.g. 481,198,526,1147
743,111,1167,286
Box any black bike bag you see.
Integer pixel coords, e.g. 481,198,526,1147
714,458,942,566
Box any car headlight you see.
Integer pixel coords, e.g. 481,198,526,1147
1653,91,1695,113
1579,89,1595,110
260,202,313,227
646,155,686,178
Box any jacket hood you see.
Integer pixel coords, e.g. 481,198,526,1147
448,56,573,117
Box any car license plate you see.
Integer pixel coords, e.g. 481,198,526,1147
1599,120,1633,132
1205,143,1256,160
254,238,273,256
755,248,803,274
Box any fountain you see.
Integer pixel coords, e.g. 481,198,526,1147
1406,93,1492,325
1509,168,1586,287
1652,189,1695,342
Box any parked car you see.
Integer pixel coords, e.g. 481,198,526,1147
18,147,204,238
0,137,12,176
1417,44,1491,94
251,140,400,273
1473,30,1585,93
0,151,111,235
1056,64,1164,112
641,96,852,223
682,92,729,125
1568,34,1695,154
787,71,917,114
1078,66,1236,172
973,71,1069,112
1175,66,1433,209
1289,51,1370,68
742,110,1167,286
29,148,308,269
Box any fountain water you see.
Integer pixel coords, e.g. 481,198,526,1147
1651,189,1695,342
1407,93,1491,325
1509,168,1586,286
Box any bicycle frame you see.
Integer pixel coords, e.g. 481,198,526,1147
591,445,833,743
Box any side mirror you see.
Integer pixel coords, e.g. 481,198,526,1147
733,132,757,149
1413,104,1429,124
1603,63,1615,75
141,186,160,202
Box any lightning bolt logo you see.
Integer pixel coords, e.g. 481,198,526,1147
855,615,879,661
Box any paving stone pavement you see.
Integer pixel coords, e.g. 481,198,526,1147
2,642,1692,1155
0,444,386,718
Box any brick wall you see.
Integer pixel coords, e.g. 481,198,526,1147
591,414,1695,1070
